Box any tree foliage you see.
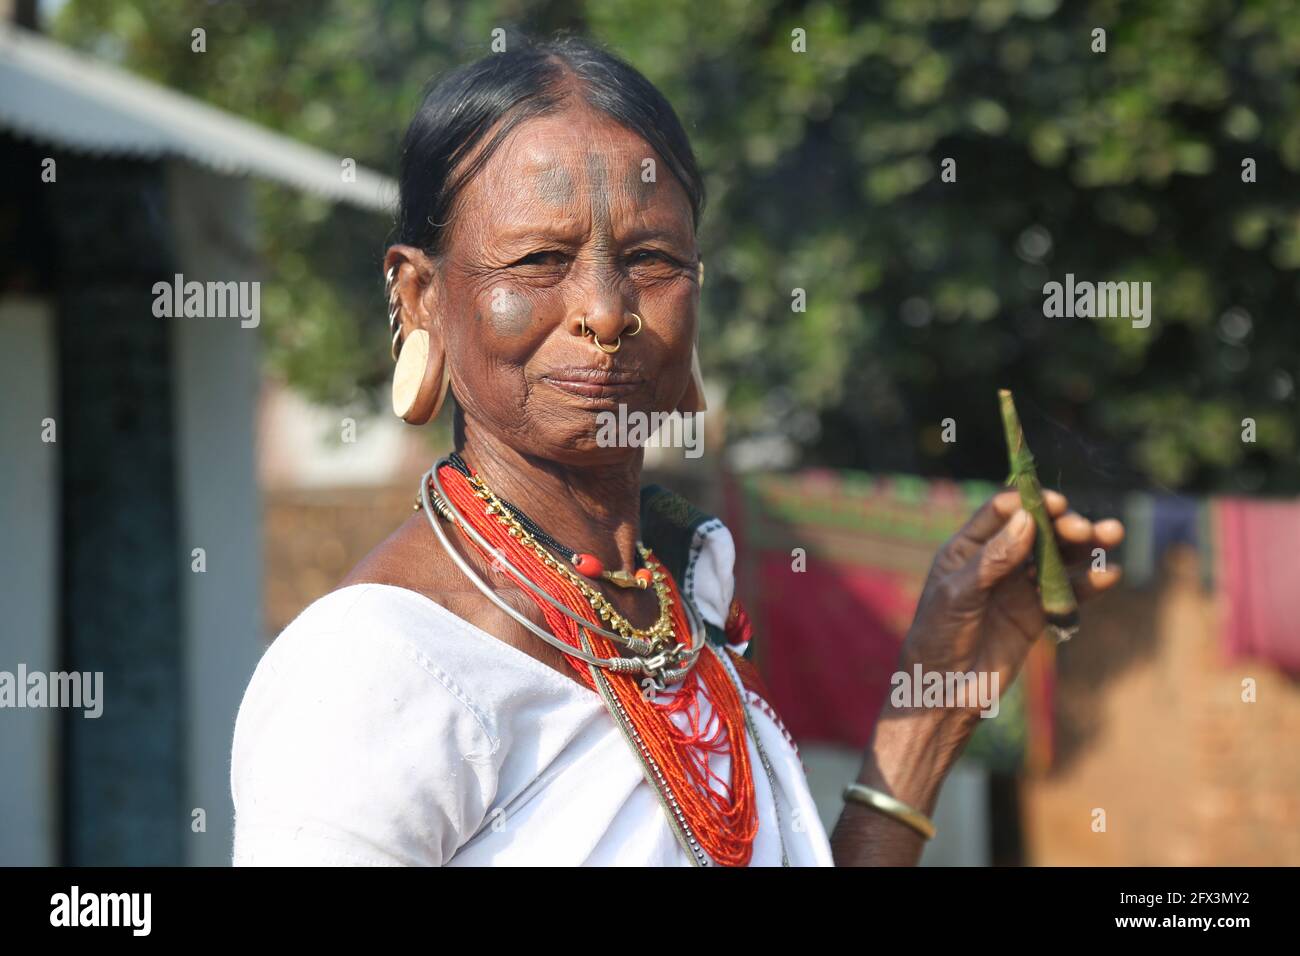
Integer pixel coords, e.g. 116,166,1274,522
56,0,1300,492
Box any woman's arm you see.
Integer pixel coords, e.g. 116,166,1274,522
828,488,1125,866
830,705,973,865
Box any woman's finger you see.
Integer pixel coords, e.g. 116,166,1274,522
976,509,1037,590
1058,519,1126,568
1093,518,1125,548
992,488,1069,521
1070,564,1124,602
964,487,1072,553
1043,489,1069,517
1052,510,1094,544
959,490,1024,545
955,490,1081,573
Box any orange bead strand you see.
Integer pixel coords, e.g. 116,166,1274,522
436,462,758,866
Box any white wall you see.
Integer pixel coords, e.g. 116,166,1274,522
0,295,59,865
166,160,265,865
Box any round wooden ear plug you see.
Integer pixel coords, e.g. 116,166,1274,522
391,329,448,424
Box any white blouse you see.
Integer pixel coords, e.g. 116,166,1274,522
231,523,835,866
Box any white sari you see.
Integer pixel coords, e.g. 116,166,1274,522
231,505,834,867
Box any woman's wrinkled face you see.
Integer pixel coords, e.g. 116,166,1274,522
432,105,700,464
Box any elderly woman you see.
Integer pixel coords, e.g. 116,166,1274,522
230,35,1124,867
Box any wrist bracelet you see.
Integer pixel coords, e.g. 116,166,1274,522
842,783,937,840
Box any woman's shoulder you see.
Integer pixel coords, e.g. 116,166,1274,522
265,584,493,701
236,584,507,763
231,584,509,864
248,582,590,736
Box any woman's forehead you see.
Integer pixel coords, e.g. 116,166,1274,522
498,109,653,178
458,107,693,229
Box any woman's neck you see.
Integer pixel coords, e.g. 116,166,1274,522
454,417,646,575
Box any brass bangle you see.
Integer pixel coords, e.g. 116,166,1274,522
842,783,936,841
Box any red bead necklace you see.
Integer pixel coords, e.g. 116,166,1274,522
435,460,759,866
446,453,654,589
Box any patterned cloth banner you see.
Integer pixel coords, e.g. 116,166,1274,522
725,469,1055,775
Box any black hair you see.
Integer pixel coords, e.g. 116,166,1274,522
394,33,705,255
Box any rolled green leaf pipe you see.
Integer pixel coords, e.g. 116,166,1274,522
998,389,1080,641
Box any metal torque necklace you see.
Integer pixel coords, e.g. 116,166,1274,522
420,459,703,690
446,452,654,589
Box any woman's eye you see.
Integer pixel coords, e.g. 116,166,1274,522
514,251,569,268
629,250,676,267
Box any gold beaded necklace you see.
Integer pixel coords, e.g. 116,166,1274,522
466,472,681,650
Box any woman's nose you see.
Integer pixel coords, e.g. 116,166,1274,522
565,284,637,347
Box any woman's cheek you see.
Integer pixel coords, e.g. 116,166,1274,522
645,280,698,347
482,286,536,341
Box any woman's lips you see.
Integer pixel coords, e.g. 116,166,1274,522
542,368,644,399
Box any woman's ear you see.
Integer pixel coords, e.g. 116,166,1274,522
675,260,707,413
675,343,707,414
383,245,451,424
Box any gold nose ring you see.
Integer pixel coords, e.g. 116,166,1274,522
627,312,642,336
579,315,626,353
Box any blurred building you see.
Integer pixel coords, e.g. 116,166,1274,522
0,20,393,864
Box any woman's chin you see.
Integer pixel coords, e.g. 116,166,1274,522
519,412,653,461
538,437,644,467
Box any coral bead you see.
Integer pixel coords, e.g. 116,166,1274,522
634,568,654,588
572,553,604,577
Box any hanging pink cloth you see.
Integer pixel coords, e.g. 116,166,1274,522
758,552,916,749
1215,497,1300,674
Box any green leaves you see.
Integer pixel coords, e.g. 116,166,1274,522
53,0,1300,491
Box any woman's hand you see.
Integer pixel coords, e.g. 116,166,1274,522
900,488,1125,722
831,489,1124,865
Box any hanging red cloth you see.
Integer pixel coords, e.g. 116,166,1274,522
1215,497,1300,675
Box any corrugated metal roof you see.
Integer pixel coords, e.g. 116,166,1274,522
0,24,396,212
